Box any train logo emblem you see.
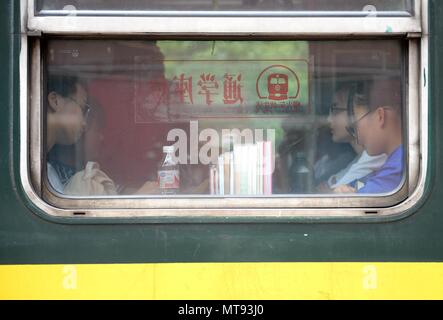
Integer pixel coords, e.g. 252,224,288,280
256,65,301,101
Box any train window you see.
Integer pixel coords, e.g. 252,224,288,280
35,0,414,17
41,39,408,202
22,0,427,219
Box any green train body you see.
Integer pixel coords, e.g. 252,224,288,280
1,0,442,299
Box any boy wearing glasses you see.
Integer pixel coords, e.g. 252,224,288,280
46,74,90,192
45,74,163,195
334,77,404,194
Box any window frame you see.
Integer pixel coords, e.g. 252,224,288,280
27,0,422,36
19,0,430,222
33,1,416,18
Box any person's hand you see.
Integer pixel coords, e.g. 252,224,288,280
333,185,357,194
135,180,159,195
316,182,332,193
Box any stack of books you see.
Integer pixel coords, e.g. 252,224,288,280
209,141,273,195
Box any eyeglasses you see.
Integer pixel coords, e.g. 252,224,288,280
345,108,374,139
67,96,91,121
346,106,393,140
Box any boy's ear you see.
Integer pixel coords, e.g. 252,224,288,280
376,106,387,128
47,91,61,113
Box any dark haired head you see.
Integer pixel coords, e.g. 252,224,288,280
346,77,402,121
47,74,80,98
331,81,368,123
345,76,402,140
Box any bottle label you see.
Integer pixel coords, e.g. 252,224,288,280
158,170,180,189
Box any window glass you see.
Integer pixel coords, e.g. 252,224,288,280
44,39,405,197
36,0,413,15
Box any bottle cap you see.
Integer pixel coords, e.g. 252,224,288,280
163,146,175,153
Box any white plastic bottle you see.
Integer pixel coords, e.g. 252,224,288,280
157,146,180,195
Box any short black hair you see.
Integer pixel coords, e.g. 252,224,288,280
347,77,402,116
367,77,402,113
335,81,368,109
47,74,79,98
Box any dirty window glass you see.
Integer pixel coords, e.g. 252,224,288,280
44,39,405,197
36,0,414,16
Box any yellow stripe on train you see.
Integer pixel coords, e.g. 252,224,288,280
1,263,443,299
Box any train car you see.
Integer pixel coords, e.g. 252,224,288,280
1,0,443,300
